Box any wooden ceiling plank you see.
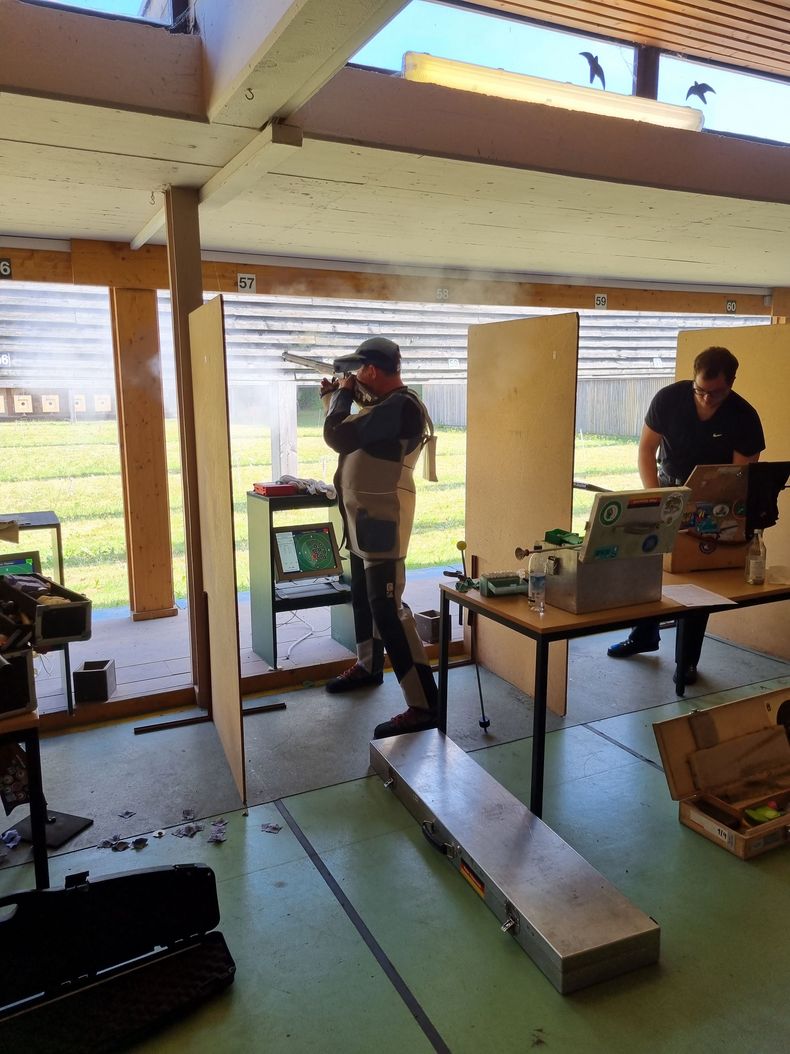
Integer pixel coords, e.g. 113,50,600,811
482,0,790,35
511,0,790,61
473,0,790,76
583,0,790,52
0,139,218,190
0,94,257,168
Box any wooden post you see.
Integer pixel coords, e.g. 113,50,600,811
164,187,211,708
771,288,790,324
110,287,177,621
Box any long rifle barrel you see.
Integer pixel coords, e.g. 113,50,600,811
281,351,337,374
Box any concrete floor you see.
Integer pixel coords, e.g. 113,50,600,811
2,648,790,1052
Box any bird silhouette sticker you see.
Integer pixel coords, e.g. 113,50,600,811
580,52,605,89
686,81,715,104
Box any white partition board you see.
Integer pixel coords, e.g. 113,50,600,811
189,296,246,804
466,313,579,713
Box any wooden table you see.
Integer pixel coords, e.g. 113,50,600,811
0,711,49,888
438,570,790,818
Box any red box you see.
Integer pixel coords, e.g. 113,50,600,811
253,482,300,496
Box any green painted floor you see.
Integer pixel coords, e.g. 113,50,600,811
3,680,790,1053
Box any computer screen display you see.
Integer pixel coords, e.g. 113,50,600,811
579,488,689,563
680,462,790,543
271,523,344,582
0,550,42,577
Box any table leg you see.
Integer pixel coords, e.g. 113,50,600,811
437,591,451,733
63,644,74,716
530,638,550,817
674,616,687,697
22,728,50,889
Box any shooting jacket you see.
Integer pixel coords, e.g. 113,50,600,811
323,386,436,560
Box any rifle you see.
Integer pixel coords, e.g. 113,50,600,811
280,351,377,405
281,351,337,375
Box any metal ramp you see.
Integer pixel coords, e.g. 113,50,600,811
371,730,659,994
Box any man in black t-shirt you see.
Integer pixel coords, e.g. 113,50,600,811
607,346,764,685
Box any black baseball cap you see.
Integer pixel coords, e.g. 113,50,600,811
333,337,401,373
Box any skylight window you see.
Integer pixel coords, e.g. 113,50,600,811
658,55,790,145
353,0,635,97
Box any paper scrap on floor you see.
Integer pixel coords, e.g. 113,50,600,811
662,584,737,607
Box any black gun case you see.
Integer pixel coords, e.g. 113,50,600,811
0,863,235,1052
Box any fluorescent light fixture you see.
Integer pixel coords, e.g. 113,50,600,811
403,53,704,132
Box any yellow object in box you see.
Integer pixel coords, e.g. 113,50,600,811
653,689,790,859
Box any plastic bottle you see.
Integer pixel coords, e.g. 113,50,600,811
528,543,547,614
745,529,766,585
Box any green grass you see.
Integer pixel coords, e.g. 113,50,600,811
0,420,639,608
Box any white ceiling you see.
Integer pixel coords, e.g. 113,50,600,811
2,2,790,292
198,138,790,288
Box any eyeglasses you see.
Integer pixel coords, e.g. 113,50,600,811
693,384,730,401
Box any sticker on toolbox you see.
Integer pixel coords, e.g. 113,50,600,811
693,809,735,848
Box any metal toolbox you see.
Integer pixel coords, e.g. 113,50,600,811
653,688,790,859
545,549,663,614
0,574,91,647
371,730,660,993
542,486,688,614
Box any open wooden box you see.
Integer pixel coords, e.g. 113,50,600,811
0,573,91,647
653,689,790,859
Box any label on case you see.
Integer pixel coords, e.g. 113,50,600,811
692,809,736,848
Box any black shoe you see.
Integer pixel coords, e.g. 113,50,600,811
325,664,384,694
607,638,659,658
373,707,438,739
673,665,698,686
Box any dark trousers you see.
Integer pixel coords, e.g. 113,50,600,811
349,552,438,712
628,614,709,667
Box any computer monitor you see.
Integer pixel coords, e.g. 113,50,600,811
0,550,42,576
271,523,344,582
579,487,689,564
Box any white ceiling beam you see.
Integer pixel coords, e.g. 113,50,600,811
200,0,407,127
199,123,303,209
131,121,303,247
131,208,167,251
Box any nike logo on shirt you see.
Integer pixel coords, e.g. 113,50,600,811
713,433,723,438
